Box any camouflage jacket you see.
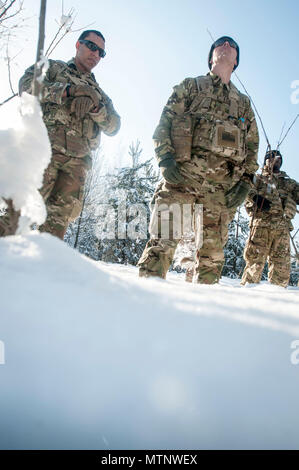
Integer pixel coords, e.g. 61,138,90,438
245,169,299,229
153,72,259,186
19,58,121,158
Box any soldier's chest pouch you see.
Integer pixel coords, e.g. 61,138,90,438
215,123,240,150
192,118,244,160
212,121,245,161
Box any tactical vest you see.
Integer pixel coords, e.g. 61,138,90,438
171,75,249,164
42,60,102,151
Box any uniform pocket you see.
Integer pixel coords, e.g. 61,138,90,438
48,127,67,154
70,186,85,221
171,114,193,162
65,131,89,158
246,226,269,259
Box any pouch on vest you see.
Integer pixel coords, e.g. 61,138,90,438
193,119,245,163
169,77,213,163
170,113,193,162
213,122,244,161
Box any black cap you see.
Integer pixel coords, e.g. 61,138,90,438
208,36,240,71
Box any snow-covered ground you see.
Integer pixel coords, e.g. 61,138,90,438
0,232,299,450
0,94,51,233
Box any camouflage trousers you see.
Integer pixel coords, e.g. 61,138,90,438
182,207,236,282
241,220,291,287
0,199,20,237
138,179,233,284
0,153,91,240
39,153,91,239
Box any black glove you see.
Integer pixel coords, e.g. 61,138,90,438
253,194,271,212
159,154,184,185
225,180,251,209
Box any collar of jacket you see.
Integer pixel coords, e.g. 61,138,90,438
207,71,230,91
67,57,96,81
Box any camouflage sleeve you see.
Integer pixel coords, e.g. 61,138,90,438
294,180,299,205
18,62,68,105
243,99,259,178
244,185,258,216
89,94,120,136
283,176,299,206
152,78,195,163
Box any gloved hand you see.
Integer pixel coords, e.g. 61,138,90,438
68,84,100,108
159,154,185,185
225,180,251,209
252,194,271,211
70,96,94,118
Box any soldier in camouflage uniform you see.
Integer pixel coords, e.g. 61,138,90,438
0,30,120,239
241,150,299,287
138,36,259,283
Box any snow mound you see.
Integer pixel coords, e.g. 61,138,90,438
0,94,51,233
0,233,299,449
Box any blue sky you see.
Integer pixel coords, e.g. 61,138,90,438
1,0,298,221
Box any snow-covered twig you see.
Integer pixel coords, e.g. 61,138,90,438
44,7,75,57
46,13,95,58
44,2,95,58
5,37,15,95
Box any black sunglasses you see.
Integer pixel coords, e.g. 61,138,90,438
79,39,106,58
214,38,238,50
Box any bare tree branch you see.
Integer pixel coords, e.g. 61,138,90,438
0,1,24,23
0,0,17,21
5,36,15,95
32,0,47,98
46,17,95,57
0,92,17,106
69,21,95,34
44,7,75,56
0,1,26,46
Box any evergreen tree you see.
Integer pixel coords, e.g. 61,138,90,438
65,140,159,265
64,147,107,259
289,231,299,286
96,140,159,265
222,209,249,278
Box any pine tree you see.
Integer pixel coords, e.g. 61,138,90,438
65,140,159,265
64,147,108,259
289,231,299,286
222,209,249,278
96,140,159,265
